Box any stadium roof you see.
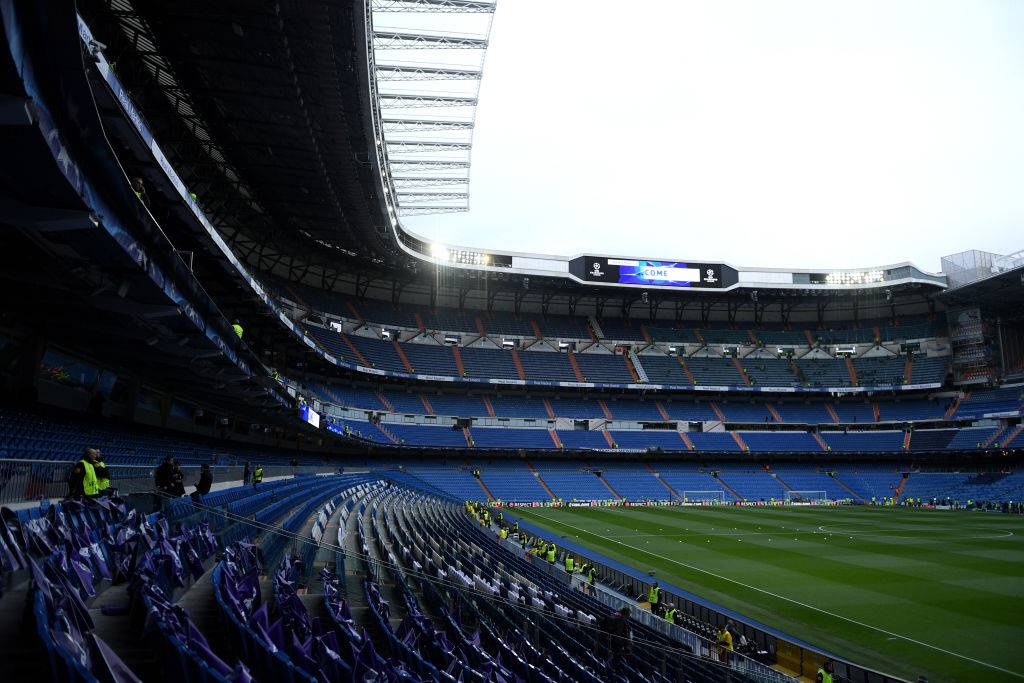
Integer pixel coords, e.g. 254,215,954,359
78,0,976,316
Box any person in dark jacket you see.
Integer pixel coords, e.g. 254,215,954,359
600,606,632,667
195,464,213,497
170,459,185,496
242,461,251,485
190,464,213,503
153,455,175,511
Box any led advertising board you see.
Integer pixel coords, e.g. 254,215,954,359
570,256,736,289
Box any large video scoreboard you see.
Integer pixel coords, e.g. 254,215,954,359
569,256,738,289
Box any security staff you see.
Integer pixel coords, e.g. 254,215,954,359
664,605,677,624
717,622,734,662
92,449,110,495
546,544,556,564
816,659,834,683
648,582,660,609
80,451,99,498
586,564,597,586
564,555,575,573
232,320,244,339
253,464,264,486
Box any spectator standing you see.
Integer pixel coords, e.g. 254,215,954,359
243,461,251,485
170,458,185,496
192,464,213,503
154,455,175,510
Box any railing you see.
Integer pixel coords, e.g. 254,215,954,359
0,458,339,507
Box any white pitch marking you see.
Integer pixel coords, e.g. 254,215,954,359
532,512,1024,679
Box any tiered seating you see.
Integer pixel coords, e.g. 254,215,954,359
820,431,905,452
557,430,612,449
406,464,484,500
488,394,550,418
476,463,551,501
743,359,799,387
549,396,608,418
422,393,487,417
373,487,756,683
876,398,946,422
833,468,901,500
386,423,468,447
740,432,821,452
597,318,647,341
795,358,849,387
574,352,634,383
401,342,459,375
517,350,578,382
0,409,322,466
714,467,785,500
639,354,693,383
717,402,775,423
830,402,876,423
537,316,592,338
604,398,664,421
908,429,957,451
608,430,691,451
686,358,745,385
532,464,612,500
770,467,851,499
347,335,406,372
909,356,948,384
955,387,1023,418
471,427,554,449
600,463,666,499
774,402,835,424
688,432,743,451
458,346,521,379
945,426,1000,450
853,357,909,386
661,401,719,421
657,466,725,499
900,472,974,500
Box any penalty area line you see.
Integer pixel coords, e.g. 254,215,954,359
531,512,1024,679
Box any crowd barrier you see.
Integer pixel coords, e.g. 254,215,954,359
0,458,339,506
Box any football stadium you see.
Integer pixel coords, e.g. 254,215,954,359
0,2,1022,682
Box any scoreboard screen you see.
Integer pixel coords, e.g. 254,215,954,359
570,256,736,289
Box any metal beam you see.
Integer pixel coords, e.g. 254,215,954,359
376,64,482,80
371,0,497,12
397,206,469,215
372,31,488,49
385,139,472,152
382,117,474,131
396,192,469,202
392,177,469,187
389,159,471,169
378,92,477,107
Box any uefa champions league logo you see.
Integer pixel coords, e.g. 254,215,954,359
703,268,718,283
590,262,604,277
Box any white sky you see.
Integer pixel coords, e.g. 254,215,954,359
402,0,1024,272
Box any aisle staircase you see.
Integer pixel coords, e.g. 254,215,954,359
526,461,558,500
645,463,682,501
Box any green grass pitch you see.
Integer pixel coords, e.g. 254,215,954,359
512,505,1024,682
